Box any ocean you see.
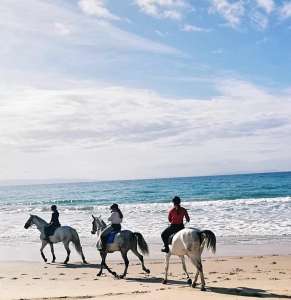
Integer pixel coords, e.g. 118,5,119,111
1,172,291,259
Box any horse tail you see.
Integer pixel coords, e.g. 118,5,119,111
134,232,149,255
200,230,216,254
71,228,87,263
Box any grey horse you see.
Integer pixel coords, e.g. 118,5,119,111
24,214,87,264
91,215,150,278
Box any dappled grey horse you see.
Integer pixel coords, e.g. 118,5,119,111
163,228,216,291
91,215,150,278
24,214,87,264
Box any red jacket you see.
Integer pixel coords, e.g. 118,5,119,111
168,206,190,224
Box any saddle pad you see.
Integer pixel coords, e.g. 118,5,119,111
106,231,118,244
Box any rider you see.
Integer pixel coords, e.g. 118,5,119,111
99,203,123,251
44,205,61,241
161,196,190,253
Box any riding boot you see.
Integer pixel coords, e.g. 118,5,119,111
161,246,169,253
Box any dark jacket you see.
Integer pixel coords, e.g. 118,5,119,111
50,211,61,228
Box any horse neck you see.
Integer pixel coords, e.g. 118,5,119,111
96,220,107,238
33,216,48,232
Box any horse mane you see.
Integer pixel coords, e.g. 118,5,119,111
32,214,49,225
96,216,107,228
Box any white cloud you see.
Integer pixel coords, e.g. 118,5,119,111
279,1,291,19
0,0,181,61
182,24,211,32
54,22,71,36
212,48,223,54
250,10,269,29
1,79,291,179
1,79,290,150
255,0,275,14
209,0,245,27
78,0,120,20
135,0,188,20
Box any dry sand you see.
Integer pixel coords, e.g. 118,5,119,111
0,254,291,300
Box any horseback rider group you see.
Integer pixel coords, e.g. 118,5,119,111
44,196,189,253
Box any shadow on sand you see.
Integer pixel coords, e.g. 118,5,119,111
126,276,189,285
208,286,291,298
55,263,101,269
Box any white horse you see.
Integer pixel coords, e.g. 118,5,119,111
163,228,216,291
91,215,150,278
24,214,87,264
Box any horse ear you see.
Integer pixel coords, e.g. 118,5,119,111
92,214,95,219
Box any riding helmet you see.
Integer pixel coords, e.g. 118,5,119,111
110,203,119,210
172,196,181,205
51,204,57,211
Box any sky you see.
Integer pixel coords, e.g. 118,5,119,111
0,0,291,182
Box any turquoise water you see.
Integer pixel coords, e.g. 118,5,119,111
0,172,291,206
1,172,291,249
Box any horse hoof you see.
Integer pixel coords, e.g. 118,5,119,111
201,287,206,292
119,275,125,279
187,278,192,285
97,273,102,277
145,269,150,274
162,279,167,285
83,260,88,264
63,261,68,264
191,283,196,288
52,260,55,263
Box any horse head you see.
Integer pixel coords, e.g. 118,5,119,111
24,214,34,229
91,215,106,234
91,215,98,234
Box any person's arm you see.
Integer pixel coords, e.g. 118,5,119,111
108,212,113,222
168,209,172,223
184,209,190,223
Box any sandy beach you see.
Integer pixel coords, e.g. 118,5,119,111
1,254,291,300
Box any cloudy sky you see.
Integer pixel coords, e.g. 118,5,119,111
0,0,291,182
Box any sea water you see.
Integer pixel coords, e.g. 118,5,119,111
0,172,291,259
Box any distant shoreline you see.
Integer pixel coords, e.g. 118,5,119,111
1,170,291,187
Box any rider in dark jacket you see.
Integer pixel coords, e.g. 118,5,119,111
44,205,61,241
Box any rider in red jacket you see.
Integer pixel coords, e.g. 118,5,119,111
161,196,190,253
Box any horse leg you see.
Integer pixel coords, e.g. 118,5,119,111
131,246,150,274
119,250,129,279
40,240,48,262
189,256,206,291
162,253,171,284
97,251,106,276
98,251,118,278
180,256,191,285
63,241,71,264
192,271,199,288
50,243,56,263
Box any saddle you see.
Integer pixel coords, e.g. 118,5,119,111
106,230,119,244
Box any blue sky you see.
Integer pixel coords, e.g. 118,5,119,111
0,0,291,181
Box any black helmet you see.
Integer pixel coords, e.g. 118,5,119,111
172,196,181,205
110,203,119,210
51,205,57,211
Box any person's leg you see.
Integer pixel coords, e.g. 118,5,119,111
161,225,175,252
100,225,113,251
